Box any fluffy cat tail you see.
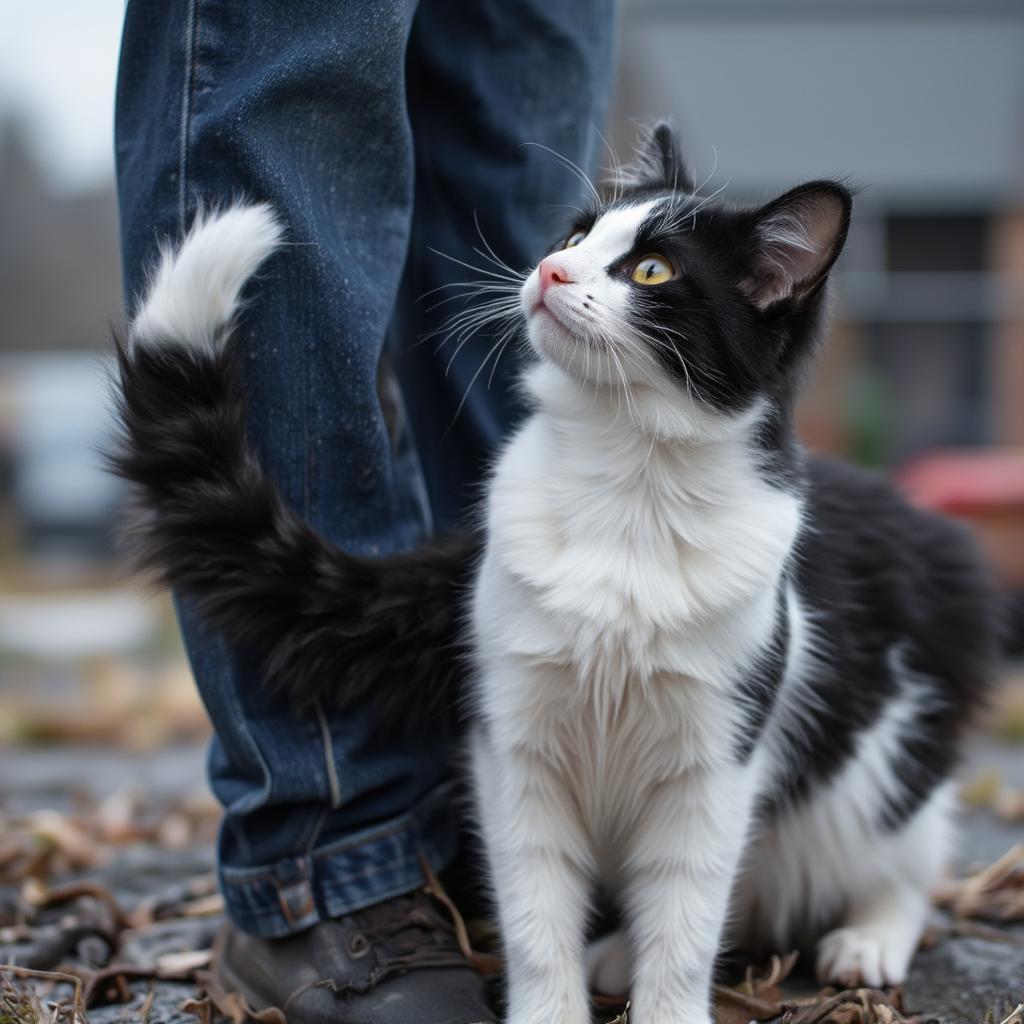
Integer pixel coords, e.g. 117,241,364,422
109,204,479,722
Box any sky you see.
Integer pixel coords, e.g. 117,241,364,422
0,1,125,193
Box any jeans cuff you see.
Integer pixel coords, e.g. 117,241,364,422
218,780,459,937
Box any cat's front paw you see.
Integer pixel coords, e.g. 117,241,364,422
816,925,910,988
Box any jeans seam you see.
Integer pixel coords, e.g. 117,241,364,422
315,699,343,809
301,699,343,857
178,0,200,231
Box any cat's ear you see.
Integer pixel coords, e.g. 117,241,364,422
615,122,695,193
741,182,852,310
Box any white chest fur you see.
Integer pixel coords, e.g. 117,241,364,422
468,367,804,1024
472,364,802,706
470,363,804,868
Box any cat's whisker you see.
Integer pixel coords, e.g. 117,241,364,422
522,141,601,205
423,288,521,318
427,246,525,284
423,297,521,352
430,297,522,369
486,329,518,390
447,325,521,432
680,177,733,228
472,211,528,281
409,297,520,356
593,125,625,205
608,345,638,425
438,295,521,331
456,317,516,367
688,144,719,201
547,202,590,220
442,313,521,374
471,247,523,281
421,280,520,306
418,277,521,303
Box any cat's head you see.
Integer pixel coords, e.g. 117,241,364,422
520,124,851,432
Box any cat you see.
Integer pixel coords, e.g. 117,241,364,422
110,124,1000,1024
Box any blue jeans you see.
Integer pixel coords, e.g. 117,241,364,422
115,0,614,937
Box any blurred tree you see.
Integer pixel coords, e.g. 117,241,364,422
0,116,121,353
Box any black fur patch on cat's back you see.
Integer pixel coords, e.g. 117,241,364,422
763,456,999,825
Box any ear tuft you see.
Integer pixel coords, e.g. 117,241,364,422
613,121,696,194
742,182,852,310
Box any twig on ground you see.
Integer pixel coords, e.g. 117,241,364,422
180,997,211,1024
0,966,86,1024
138,988,155,1024
21,879,127,930
781,985,919,1024
605,1001,630,1024
922,920,1024,947
192,970,286,1024
81,950,212,1008
934,844,1024,922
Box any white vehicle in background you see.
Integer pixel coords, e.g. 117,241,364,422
1,353,124,564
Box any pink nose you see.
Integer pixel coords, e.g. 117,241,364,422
539,257,573,297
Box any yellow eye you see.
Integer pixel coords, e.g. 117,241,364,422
631,254,674,285
564,230,588,249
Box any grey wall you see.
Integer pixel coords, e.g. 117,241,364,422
612,1,1024,209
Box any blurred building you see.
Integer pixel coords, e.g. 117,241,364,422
611,0,1024,466
1,1,1023,569
0,118,122,563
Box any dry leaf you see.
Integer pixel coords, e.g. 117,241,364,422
934,844,1024,922
742,950,800,999
177,894,225,919
23,813,102,873
715,986,787,1024
194,969,287,1024
95,787,145,843
182,996,213,1024
922,920,1024,947
157,813,193,850
781,986,917,1024
21,878,127,928
155,950,213,977
714,951,801,1024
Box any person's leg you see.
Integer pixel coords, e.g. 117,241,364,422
115,0,457,939
393,0,617,530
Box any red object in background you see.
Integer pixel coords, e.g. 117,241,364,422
897,449,1024,587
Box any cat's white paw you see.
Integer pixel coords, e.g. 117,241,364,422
816,925,910,988
585,930,632,996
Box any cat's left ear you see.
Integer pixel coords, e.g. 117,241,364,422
616,122,696,193
741,182,852,310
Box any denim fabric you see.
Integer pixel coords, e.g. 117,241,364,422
115,0,614,937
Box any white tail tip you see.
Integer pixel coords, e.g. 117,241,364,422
130,203,284,349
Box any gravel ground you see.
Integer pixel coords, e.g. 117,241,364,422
1,740,1022,1023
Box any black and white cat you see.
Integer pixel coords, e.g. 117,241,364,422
111,125,1000,1024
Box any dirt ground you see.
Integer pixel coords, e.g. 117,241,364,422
1,740,1022,1024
